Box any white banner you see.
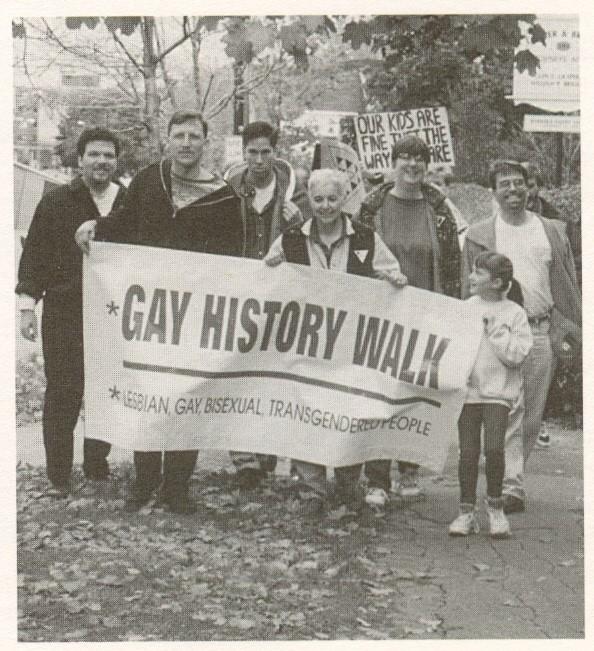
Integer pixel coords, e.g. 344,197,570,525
83,243,483,472
353,107,454,172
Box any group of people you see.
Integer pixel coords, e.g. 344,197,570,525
17,111,581,539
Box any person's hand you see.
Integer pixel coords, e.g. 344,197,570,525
20,309,38,341
377,269,407,288
265,251,285,267
282,200,301,223
75,219,98,254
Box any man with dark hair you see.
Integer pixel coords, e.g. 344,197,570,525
462,159,581,514
358,135,461,510
224,120,302,488
76,111,246,512
521,161,581,286
17,128,127,496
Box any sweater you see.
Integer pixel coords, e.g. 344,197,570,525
465,296,533,407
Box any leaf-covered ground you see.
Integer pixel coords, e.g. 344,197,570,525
17,430,584,642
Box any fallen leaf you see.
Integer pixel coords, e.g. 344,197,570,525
126,568,141,575
559,560,576,567
241,502,263,513
294,560,319,571
473,563,490,572
324,563,346,578
97,575,123,586
229,617,256,630
64,629,89,640
86,602,102,611
61,580,85,594
64,599,85,614
504,599,520,607
368,586,395,597
357,617,371,628
189,583,210,597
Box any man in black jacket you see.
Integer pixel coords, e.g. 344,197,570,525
76,111,246,513
17,128,127,496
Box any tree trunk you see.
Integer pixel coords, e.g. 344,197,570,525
190,17,202,110
142,16,161,162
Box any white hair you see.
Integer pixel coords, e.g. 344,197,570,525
307,168,348,197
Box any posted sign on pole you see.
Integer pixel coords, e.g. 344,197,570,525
353,107,454,172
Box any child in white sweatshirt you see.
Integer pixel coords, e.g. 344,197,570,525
450,251,533,538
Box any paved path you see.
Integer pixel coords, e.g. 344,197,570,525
16,421,584,638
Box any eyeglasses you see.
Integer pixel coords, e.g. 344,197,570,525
395,153,427,164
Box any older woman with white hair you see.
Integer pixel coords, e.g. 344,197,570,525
265,168,407,516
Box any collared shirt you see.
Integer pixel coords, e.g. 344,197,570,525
244,174,277,259
265,215,403,279
494,211,553,318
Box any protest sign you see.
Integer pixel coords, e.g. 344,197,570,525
354,107,454,172
83,243,482,471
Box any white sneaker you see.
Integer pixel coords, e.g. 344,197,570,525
396,475,423,498
536,432,551,448
448,508,480,536
486,500,511,539
365,487,389,511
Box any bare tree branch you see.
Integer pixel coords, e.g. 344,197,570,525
110,28,145,76
154,16,200,63
154,19,178,110
205,60,285,120
200,74,214,112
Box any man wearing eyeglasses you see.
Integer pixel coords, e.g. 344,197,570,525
358,135,461,511
462,160,581,514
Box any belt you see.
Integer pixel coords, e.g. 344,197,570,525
528,314,550,326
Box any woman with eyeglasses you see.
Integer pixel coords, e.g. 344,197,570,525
357,135,461,511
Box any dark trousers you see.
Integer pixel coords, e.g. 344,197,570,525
458,403,509,505
336,460,392,493
41,299,110,485
397,461,419,475
133,450,198,499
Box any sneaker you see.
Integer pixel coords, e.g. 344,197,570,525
502,494,525,514
536,432,551,448
395,474,423,498
448,506,479,536
486,499,511,538
365,487,389,514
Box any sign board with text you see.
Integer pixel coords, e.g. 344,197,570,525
353,107,454,172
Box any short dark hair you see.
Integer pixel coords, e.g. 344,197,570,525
242,121,278,148
391,135,431,165
77,128,120,158
167,111,208,137
521,161,543,186
474,251,514,292
488,160,529,190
